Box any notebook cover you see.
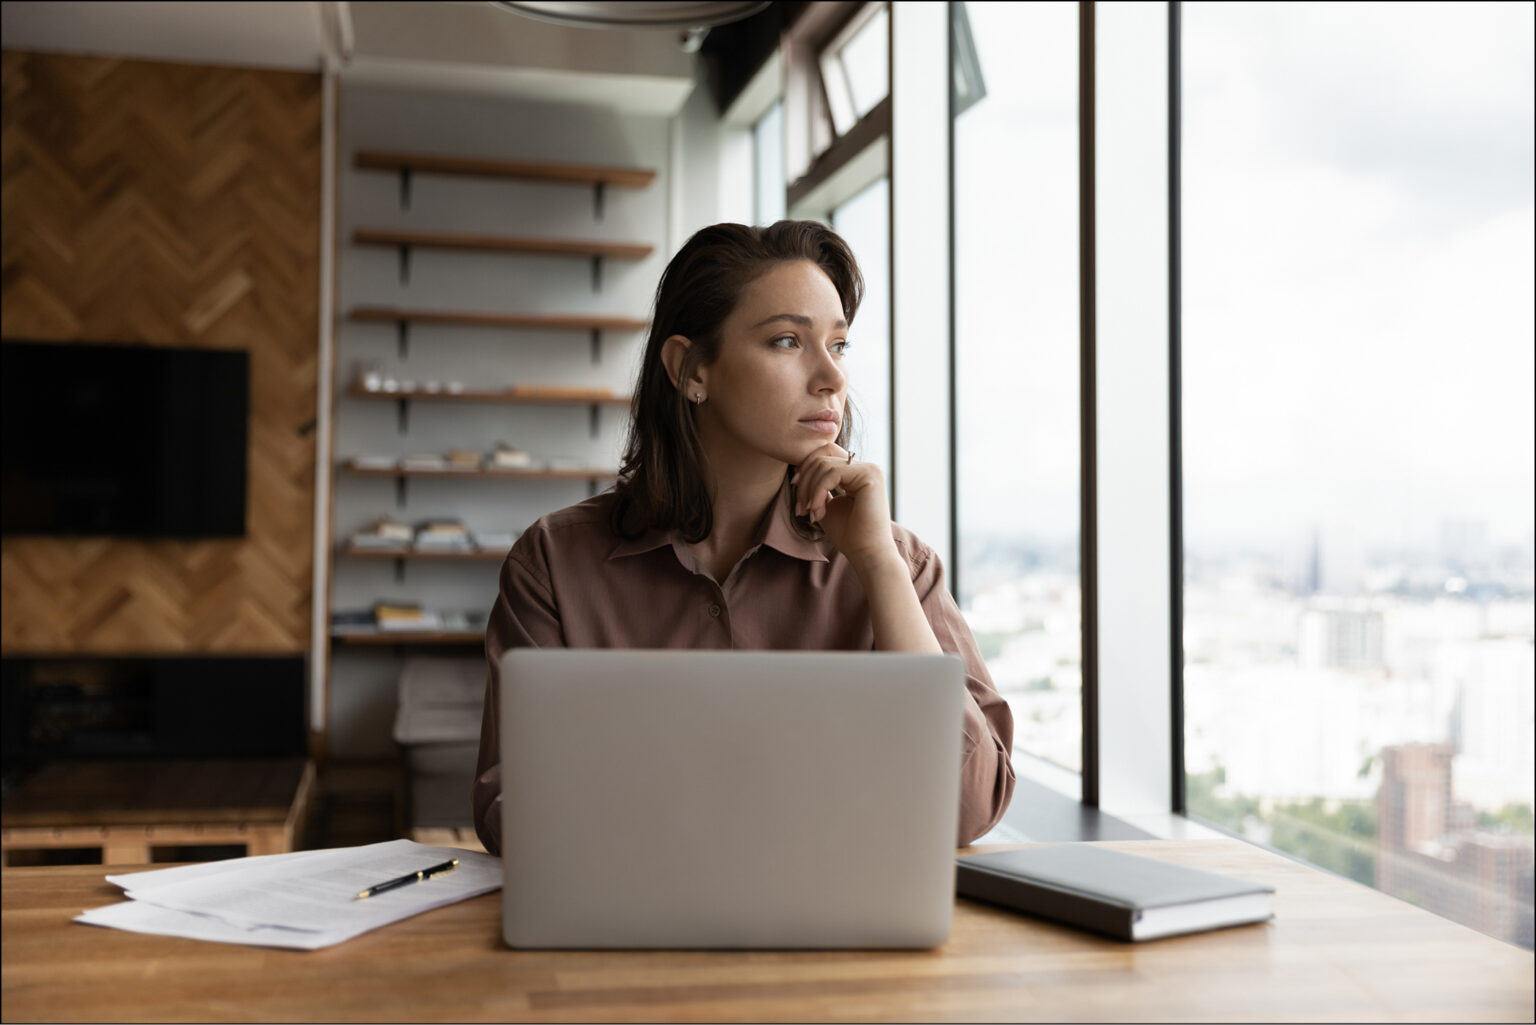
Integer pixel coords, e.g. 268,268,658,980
956,844,1275,942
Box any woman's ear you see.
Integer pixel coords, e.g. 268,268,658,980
660,335,704,394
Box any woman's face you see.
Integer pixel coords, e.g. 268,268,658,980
693,260,851,468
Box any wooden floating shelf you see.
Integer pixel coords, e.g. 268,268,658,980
343,462,616,481
353,229,652,261
348,383,630,405
355,150,657,189
341,545,504,562
349,307,649,333
331,629,484,645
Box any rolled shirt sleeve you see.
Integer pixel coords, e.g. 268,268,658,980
901,539,1018,845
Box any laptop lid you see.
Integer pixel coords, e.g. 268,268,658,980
499,649,964,949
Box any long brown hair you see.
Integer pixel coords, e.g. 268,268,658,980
611,220,866,543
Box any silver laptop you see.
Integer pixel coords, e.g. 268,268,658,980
499,649,964,949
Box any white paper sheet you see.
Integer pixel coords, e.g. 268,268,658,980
76,901,341,951
75,839,502,950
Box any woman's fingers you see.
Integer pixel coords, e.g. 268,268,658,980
794,452,861,521
795,457,840,514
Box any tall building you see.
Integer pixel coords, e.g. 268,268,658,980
1376,742,1535,949
1378,743,1453,857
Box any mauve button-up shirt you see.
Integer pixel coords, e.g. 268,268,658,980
472,478,1016,854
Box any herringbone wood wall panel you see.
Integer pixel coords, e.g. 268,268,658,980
1,50,321,653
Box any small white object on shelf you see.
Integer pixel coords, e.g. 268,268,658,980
364,516,414,543
489,443,533,469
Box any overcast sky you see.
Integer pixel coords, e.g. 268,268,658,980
952,1,1534,555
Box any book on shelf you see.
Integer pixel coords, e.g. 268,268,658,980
350,455,399,470
377,612,443,631
349,536,409,551
414,542,474,553
955,844,1275,942
373,601,441,631
359,517,413,543
445,449,482,469
330,609,375,628
401,453,447,470
414,520,472,552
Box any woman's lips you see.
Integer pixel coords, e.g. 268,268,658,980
799,419,840,434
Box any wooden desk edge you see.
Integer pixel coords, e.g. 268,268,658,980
3,838,1531,1024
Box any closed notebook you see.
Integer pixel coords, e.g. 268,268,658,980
956,844,1274,942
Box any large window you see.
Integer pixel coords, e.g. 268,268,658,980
1181,2,1535,949
955,1,1082,781
753,100,784,225
829,177,891,477
821,3,889,135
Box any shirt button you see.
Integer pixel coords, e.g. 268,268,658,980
708,603,722,618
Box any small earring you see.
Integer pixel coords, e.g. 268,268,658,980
694,392,704,405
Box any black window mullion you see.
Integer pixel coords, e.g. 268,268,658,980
1078,0,1100,808
1168,0,1186,816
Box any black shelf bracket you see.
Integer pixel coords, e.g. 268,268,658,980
396,319,410,361
398,168,413,211
587,479,600,499
396,397,410,434
593,182,605,221
589,404,601,439
395,475,408,509
590,328,602,365
398,244,413,285
393,557,406,584
591,255,603,293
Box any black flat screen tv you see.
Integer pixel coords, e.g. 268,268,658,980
1,340,249,538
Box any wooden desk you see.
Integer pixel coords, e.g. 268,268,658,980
2,839,1530,1022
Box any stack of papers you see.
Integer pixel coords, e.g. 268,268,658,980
75,839,501,950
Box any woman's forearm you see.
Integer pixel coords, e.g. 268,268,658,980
854,552,943,654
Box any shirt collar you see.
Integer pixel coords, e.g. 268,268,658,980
758,474,831,563
607,475,830,564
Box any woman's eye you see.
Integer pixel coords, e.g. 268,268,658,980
831,341,851,356
771,335,797,349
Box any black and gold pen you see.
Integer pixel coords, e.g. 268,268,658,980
354,858,459,900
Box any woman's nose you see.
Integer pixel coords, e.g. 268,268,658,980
811,346,846,392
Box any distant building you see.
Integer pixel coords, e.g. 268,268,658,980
1378,743,1454,855
1299,600,1385,672
1304,526,1322,596
1376,742,1535,949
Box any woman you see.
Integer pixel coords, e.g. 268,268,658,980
472,220,1015,853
